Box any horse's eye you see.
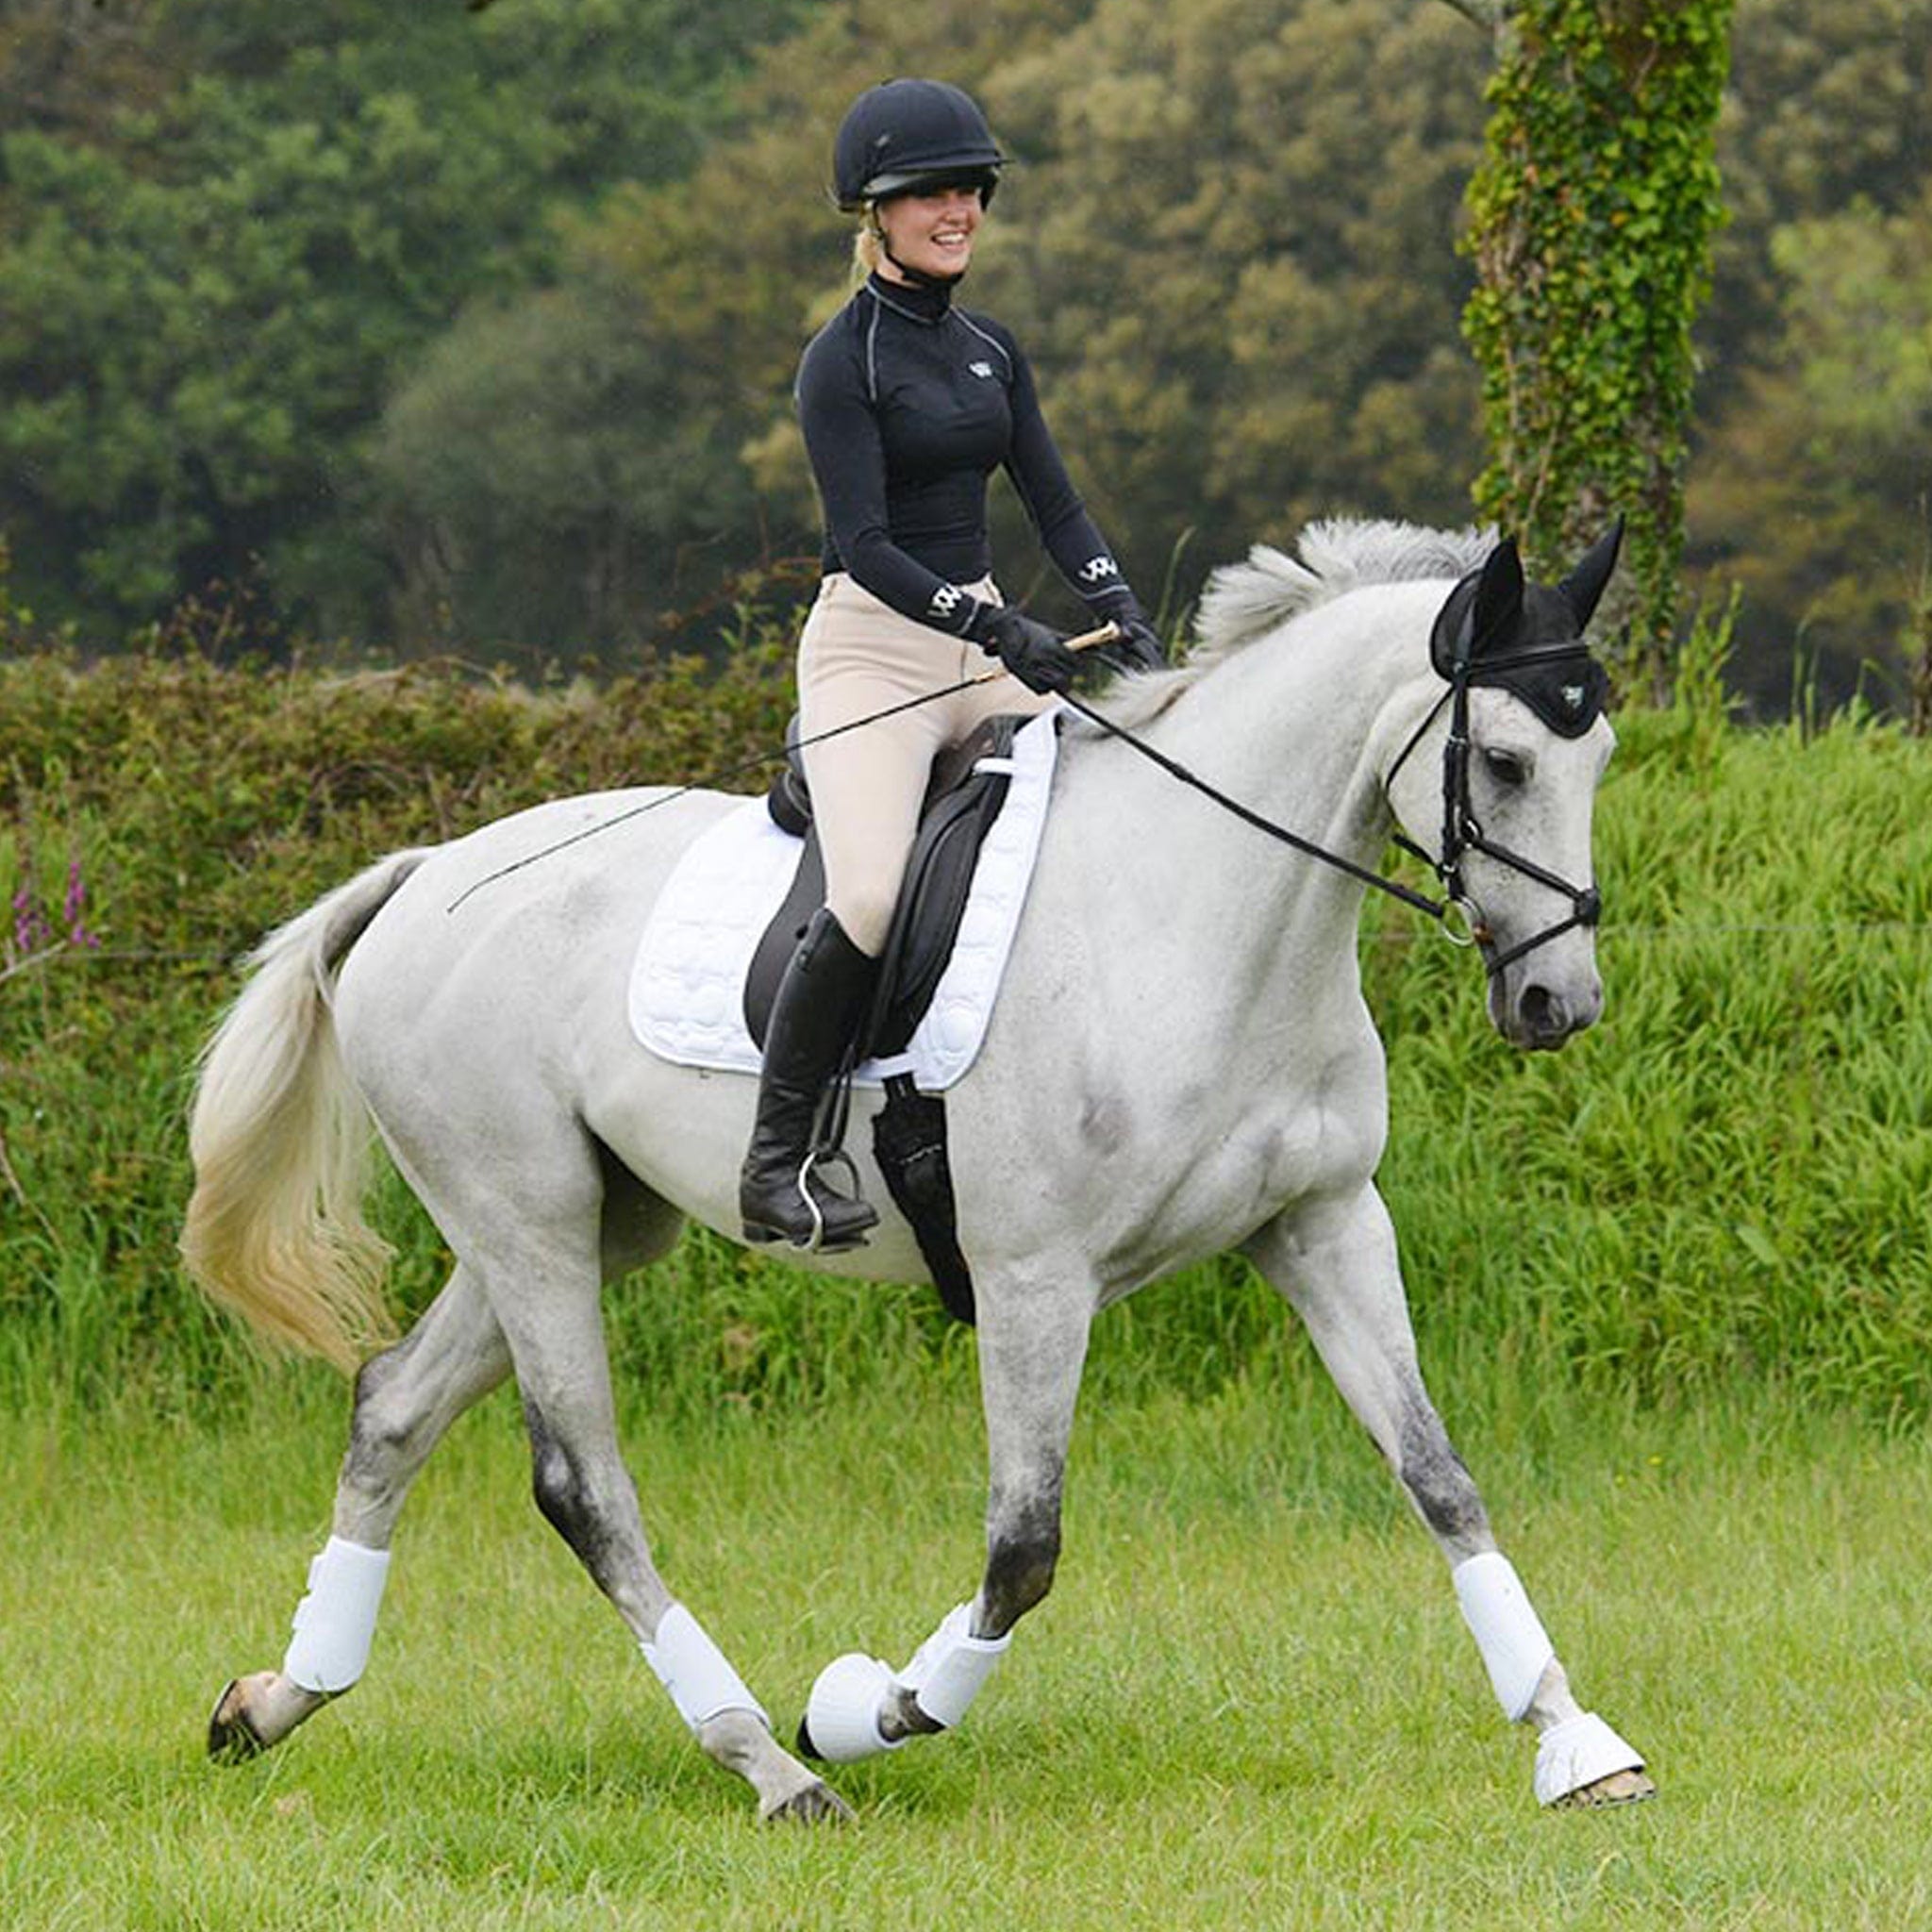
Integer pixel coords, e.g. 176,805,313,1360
1483,749,1528,788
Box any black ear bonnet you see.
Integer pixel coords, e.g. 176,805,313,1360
1427,524,1622,739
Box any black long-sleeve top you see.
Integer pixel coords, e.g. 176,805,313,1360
794,273,1143,642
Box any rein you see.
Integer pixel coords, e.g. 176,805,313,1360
449,625,1601,977
1057,691,1449,924
1063,634,1603,977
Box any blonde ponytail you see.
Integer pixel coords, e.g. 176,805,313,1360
851,206,886,282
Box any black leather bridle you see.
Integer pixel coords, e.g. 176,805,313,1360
1378,639,1606,975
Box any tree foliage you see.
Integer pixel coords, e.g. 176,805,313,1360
1460,0,1734,691
375,0,1109,649
986,0,1489,602
393,0,1491,645
1687,0,1932,709
0,0,1922,715
0,0,807,643
1693,187,1932,712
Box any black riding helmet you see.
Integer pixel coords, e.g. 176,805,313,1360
832,78,1007,210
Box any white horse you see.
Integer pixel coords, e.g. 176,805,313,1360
184,519,1652,1823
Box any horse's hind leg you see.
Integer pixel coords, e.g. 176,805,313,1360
1245,1187,1654,1809
208,1262,511,1761
458,1177,850,1824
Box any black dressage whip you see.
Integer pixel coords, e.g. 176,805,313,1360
443,623,1127,914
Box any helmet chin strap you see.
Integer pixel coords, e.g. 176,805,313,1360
869,196,976,291
882,246,964,290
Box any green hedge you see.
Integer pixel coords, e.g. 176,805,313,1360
4,642,1930,1421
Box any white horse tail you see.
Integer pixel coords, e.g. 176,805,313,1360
181,851,429,1374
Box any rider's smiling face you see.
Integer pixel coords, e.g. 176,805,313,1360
874,185,984,284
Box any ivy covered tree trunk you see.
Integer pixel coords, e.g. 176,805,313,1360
1452,0,1733,694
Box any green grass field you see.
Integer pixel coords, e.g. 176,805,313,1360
8,654,1932,1926
5,1363,1929,1930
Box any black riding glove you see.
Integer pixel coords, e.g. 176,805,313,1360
1102,611,1165,674
976,607,1082,696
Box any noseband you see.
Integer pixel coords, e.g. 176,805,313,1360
1383,641,1604,976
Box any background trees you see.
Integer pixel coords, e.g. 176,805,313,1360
375,0,1496,647
0,0,808,645
1,0,1927,711
1688,0,1932,711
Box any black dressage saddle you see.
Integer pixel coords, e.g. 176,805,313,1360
741,713,1029,1061
739,713,1039,1325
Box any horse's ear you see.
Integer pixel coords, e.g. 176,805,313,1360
1430,536,1524,675
1467,535,1524,661
1558,518,1624,631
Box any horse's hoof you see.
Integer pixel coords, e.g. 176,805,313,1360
208,1679,267,1763
207,1669,326,1762
1551,1766,1657,1809
761,1777,857,1824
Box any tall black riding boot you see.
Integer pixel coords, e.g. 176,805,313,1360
740,908,881,1251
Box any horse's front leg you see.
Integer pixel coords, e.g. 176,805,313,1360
1245,1186,1654,1808
801,1261,1094,1764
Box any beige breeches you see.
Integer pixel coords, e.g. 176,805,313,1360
796,573,1056,957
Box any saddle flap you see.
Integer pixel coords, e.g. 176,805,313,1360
865,719,1023,1058
742,715,1028,1055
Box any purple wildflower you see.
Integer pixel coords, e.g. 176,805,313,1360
12,878,51,954
63,856,99,949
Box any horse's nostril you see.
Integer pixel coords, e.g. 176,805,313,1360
1519,984,1565,1036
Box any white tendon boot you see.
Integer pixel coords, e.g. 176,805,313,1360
803,1602,1010,1764
1453,1551,1553,1723
283,1536,391,1695
641,1603,769,1733
1453,1551,1646,1805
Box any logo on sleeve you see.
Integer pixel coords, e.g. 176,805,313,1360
1077,555,1122,586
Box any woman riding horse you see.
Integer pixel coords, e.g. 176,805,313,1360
740,77,1164,1254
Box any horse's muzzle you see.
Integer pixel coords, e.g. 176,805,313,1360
1491,970,1603,1052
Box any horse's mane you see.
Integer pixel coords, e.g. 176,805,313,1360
1194,519,1494,662
1089,518,1492,733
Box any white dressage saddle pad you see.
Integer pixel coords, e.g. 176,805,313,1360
628,710,1059,1091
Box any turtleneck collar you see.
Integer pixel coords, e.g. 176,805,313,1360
866,271,956,323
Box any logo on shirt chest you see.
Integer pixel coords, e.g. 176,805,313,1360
967,359,995,379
